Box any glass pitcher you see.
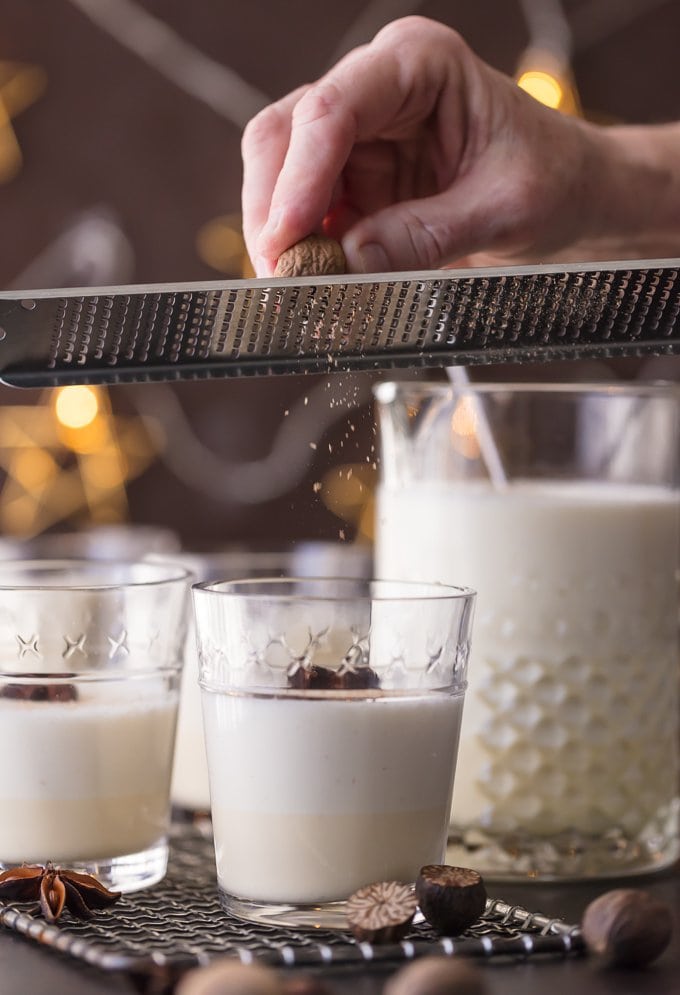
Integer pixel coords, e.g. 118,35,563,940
375,381,680,880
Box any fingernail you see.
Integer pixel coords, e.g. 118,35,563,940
355,242,389,274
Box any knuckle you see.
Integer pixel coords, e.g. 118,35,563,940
241,104,287,152
292,82,345,128
403,209,447,268
376,15,463,51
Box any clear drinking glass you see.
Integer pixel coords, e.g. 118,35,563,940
375,381,680,880
192,576,475,927
0,524,180,561
169,545,372,813
0,559,191,892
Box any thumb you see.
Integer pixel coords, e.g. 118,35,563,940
342,188,492,273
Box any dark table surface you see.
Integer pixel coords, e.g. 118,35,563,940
1,865,678,995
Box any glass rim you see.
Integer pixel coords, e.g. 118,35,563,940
373,380,679,402
0,668,179,682
198,682,467,699
192,575,476,602
0,558,193,591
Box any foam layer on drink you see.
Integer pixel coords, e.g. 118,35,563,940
376,479,680,838
0,686,177,863
203,690,463,903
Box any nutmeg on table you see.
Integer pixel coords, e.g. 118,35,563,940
176,957,489,995
581,889,673,968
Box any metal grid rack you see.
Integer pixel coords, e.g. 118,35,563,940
0,825,584,982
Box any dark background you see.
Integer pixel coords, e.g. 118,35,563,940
0,0,678,549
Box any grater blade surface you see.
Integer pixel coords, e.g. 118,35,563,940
0,260,679,387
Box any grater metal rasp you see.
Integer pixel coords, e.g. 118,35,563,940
0,259,679,387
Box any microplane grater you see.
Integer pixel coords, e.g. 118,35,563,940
0,259,678,387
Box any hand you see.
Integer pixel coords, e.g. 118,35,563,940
241,16,616,276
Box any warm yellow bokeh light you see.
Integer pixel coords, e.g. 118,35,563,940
54,386,99,429
0,387,160,538
82,450,126,489
196,213,254,277
451,397,477,438
517,70,564,110
59,417,107,455
450,397,481,460
13,448,56,490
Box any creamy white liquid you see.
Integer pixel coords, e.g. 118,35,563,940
171,641,211,810
376,480,680,838
203,690,463,903
0,685,177,863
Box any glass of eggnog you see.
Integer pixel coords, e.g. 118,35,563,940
375,381,680,880
0,559,191,892
169,545,371,816
192,576,475,927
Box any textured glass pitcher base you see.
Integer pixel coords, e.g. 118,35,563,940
447,801,679,881
220,890,353,929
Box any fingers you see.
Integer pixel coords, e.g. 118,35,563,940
342,141,398,216
342,179,497,272
242,12,594,277
241,86,308,273
251,20,460,273
253,78,358,274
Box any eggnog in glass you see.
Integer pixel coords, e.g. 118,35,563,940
0,559,190,892
169,545,371,814
192,576,474,926
375,382,680,879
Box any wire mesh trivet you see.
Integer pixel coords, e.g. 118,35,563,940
0,824,584,982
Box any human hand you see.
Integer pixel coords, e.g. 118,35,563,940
241,16,612,276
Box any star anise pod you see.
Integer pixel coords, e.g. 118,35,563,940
0,863,121,923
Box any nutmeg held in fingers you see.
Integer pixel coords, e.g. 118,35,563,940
176,960,285,995
385,957,489,995
274,235,346,278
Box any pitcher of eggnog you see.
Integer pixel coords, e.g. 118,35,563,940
375,381,679,880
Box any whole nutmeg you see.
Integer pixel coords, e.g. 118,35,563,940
384,957,488,995
581,889,673,968
282,976,334,995
416,866,487,936
176,960,285,995
274,235,346,278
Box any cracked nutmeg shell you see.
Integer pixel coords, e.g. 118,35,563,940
176,960,285,995
274,235,346,278
416,865,487,936
385,957,489,995
347,880,417,943
581,889,673,967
